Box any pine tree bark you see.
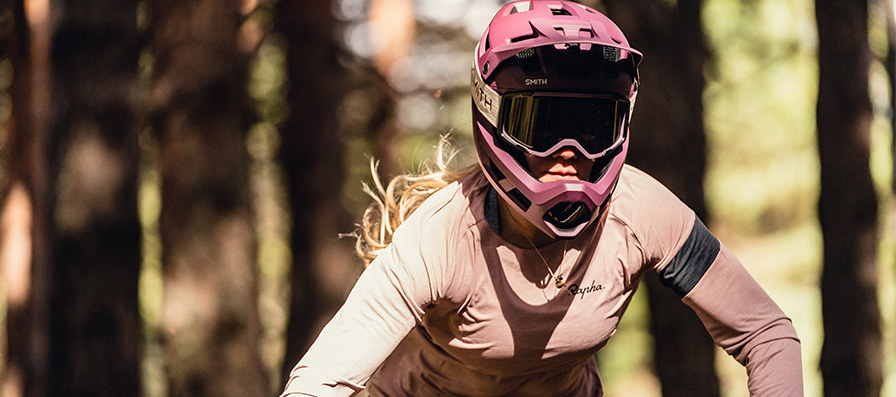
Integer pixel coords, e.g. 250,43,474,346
603,0,720,395
3,0,144,394
815,0,883,395
149,0,269,395
49,0,144,394
2,0,54,395
276,0,358,387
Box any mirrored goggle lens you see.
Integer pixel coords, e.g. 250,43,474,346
500,95,627,156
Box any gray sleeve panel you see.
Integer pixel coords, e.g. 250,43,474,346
659,217,721,298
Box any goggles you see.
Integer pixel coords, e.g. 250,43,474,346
499,93,629,159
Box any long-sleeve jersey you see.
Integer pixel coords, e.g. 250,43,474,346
281,165,803,396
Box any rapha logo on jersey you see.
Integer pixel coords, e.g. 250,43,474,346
525,78,548,86
567,280,605,300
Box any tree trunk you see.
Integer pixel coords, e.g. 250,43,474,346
366,79,403,180
815,0,883,396
48,0,144,394
603,0,720,395
276,0,358,387
148,0,269,395
3,0,144,395
2,0,55,395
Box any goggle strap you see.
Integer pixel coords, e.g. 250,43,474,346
471,61,501,127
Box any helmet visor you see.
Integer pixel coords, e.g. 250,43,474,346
500,93,628,158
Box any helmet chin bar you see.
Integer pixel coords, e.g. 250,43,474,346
473,119,611,239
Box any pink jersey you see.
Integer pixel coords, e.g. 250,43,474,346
281,165,802,396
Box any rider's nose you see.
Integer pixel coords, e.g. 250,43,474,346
552,148,579,161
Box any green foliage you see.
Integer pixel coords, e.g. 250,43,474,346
704,0,826,394
704,0,820,236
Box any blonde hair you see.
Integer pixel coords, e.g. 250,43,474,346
355,136,479,265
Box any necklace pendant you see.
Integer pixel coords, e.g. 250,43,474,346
554,275,565,289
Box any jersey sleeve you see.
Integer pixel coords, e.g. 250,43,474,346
280,215,449,396
618,168,803,394
682,244,803,396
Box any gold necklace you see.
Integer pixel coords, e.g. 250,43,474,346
523,234,569,290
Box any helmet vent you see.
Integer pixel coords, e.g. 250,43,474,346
509,2,532,14
550,6,572,16
544,202,591,230
516,48,535,58
603,46,621,62
507,188,532,211
515,48,541,73
510,32,539,43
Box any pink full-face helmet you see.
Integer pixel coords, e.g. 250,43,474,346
472,0,642,239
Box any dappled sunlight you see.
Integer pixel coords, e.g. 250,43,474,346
0,184,32,309
0,0,892,395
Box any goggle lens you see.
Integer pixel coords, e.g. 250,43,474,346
501,94,627,156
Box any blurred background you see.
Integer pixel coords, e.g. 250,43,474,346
0,0,893,396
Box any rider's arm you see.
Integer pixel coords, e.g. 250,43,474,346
685,244,802,396
279,253,423,396
658,217,803,396
279,212,458,396
279,186,468,396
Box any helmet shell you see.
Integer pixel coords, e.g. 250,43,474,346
471,0,641,238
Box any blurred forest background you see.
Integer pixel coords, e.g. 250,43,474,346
0,0,893,396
